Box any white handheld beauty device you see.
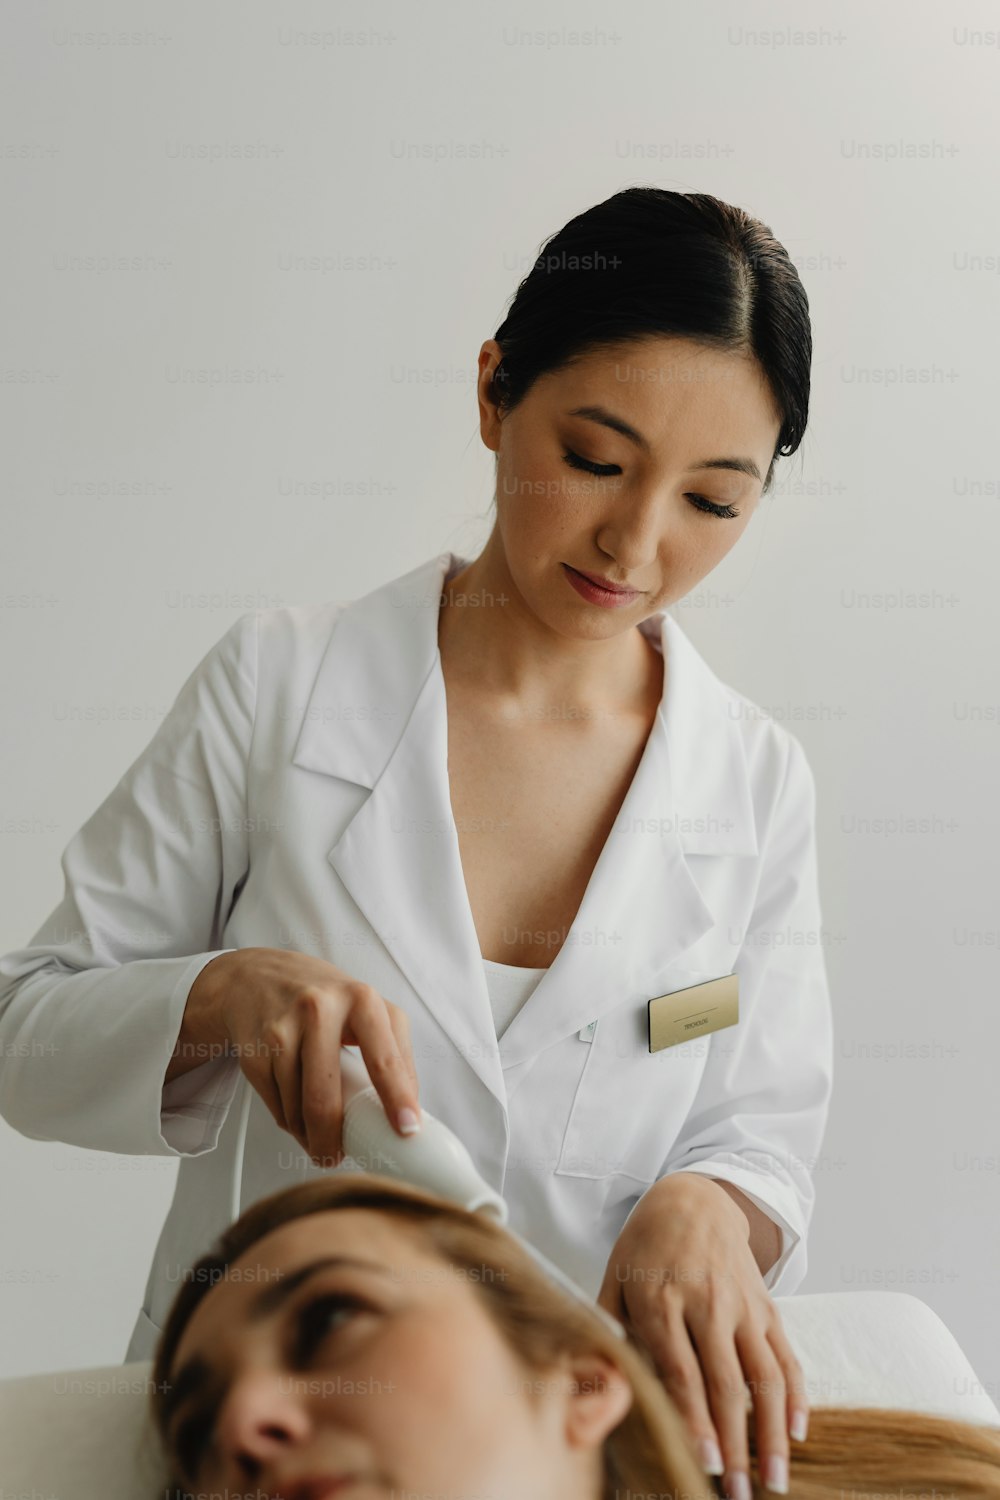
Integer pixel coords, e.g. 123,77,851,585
339,1048,509,1220
229,1048,625,1339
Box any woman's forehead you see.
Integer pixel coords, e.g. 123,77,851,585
235,1207,406,1264
170,1208,428,1368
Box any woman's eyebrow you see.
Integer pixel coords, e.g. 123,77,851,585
566,404,651,451
163,1254,394,1432
249,1253,394,1322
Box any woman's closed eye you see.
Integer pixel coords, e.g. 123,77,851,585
172,1292,376,1482
292,1290,374,1362
562,447,620,479
560,449,741,517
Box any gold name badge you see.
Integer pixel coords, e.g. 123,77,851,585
648,973,739,1053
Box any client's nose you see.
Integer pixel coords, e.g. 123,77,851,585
215,1365,314,1476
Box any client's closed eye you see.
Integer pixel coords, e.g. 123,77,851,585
293,1291,374,1361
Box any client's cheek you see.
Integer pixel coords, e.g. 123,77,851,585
358,1319,529,1481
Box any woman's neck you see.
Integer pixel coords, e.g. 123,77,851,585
437,547,663,720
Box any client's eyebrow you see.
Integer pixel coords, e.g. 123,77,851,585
162,1254,393,1435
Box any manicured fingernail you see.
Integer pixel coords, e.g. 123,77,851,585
724,1470,752,1500
697,1437,724,1475
397,1107,421,1134
764,1454,789,1493
790,1408,809,1442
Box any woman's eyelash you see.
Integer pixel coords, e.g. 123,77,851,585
560,449,740,518
686,492,741,519
562,447,620,478
172,1293,371,1481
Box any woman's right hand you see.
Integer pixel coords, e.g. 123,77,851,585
187,946,421,1166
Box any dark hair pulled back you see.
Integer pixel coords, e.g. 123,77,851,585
491,186,811,493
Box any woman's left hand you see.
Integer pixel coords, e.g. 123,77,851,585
596,1171,807,1500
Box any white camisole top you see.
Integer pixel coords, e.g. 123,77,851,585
482,957,547,1039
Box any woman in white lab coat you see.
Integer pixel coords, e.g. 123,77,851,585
0,186,831,1500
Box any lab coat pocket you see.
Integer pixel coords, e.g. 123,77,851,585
554,970,721,1184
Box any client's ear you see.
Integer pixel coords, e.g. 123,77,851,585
562,1352,634,1449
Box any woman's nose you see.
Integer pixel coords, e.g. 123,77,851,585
597,487,672,562
216,1367,315,1473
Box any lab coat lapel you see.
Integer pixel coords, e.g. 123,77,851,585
290,553,507,1109
289,551,760,1101
497,608,759,1067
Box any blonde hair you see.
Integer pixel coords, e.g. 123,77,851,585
149,1174,1000,1499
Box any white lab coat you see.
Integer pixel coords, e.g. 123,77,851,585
0,550,833,1363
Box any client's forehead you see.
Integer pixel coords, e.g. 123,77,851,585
170,1208,433,1372
231,1207,414,1271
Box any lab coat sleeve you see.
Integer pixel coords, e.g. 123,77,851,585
652,729,834,1296
0,610,258,1158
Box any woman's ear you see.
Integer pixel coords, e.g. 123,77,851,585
561,1352,634,1449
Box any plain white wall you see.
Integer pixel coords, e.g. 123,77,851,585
2,0,998,1409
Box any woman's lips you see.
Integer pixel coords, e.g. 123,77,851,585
273,1475,362,1499
561,563,642,609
